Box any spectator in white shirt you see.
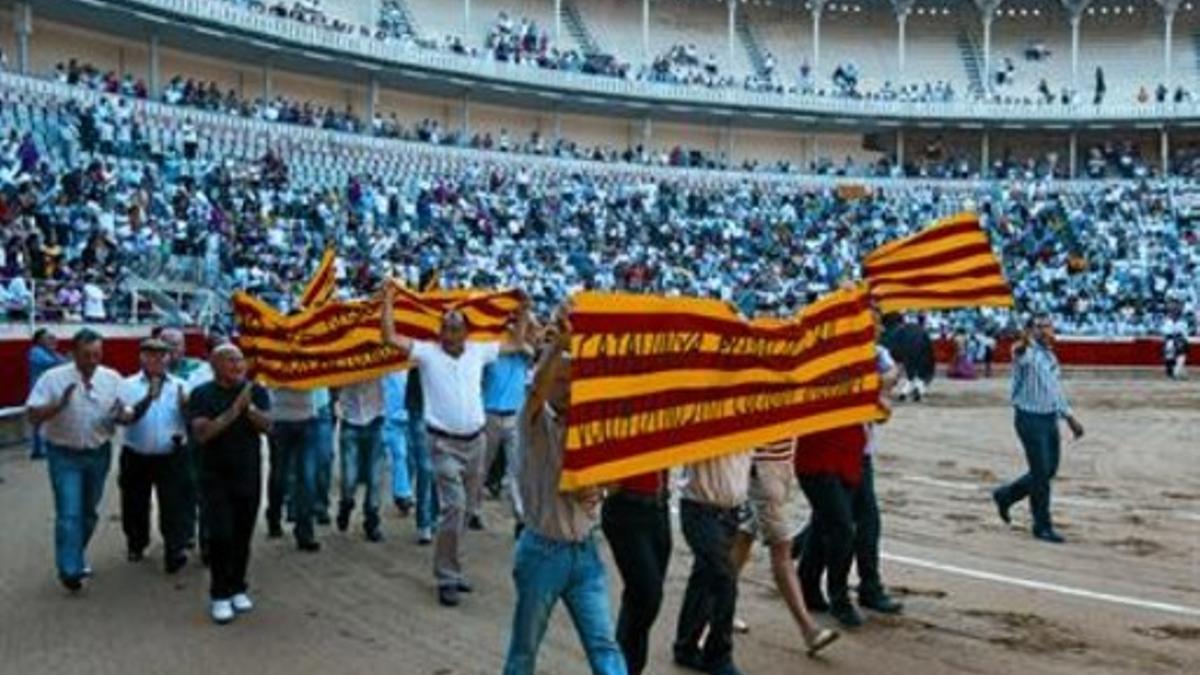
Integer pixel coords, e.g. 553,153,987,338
380,278,531,608
334,377,386,541
116,338,190,573
26,328,126,591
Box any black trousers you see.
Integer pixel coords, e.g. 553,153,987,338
119,446,187,557
853,455,884,598
673,499,739,671
601,493,672,675
798,473,856,606
204,478,260,600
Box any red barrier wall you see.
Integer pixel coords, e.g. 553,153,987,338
933,336,1191,367
0,327,204,408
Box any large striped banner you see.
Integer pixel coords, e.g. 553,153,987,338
864,213,1013,314
298,248,337,308
560,286,885,489
234,284,521,389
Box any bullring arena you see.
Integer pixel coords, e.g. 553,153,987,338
1,373,1197,674
1,0,1199,673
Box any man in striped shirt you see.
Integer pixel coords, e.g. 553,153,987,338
992,314,1085,544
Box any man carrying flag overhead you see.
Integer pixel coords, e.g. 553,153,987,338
379,278,532,608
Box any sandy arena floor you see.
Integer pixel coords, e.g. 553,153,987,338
0,375,1198,675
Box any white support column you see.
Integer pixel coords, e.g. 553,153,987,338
1068,131,1078,178
553,111,562,144
641,117,653,147
1070,15,1081,90
983,16,992,92
981,131,990,176
1162,127,1170,175
896,129,905,169
1165,8,1176,85
463,0,471,38
898,13,908,77
263,64,273,100
460,93,471,137
14,2,32,76
727,0,736,69
554,0,562,44
812,6,823,75
366,74,379,133
642,0,650,61
148,34,161,99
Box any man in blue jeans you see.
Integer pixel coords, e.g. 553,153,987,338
503,319,625,675
405,367,438,545
993,314,1085,544
312,388,334,525
26,329,126,591
336,377,386,542
382,371,413,516
267,387,321,552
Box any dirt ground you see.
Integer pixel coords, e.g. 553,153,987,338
1,375,1198,675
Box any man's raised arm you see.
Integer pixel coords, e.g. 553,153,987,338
380,278,414,355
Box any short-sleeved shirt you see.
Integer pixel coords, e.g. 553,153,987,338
410,341,501,435
483,352,530,414
338,378,384,426
270,387,317,423
519,404,596,542
187,381,270,492
681,451,753,509
120,372,187,455
382,371,408,422
26,363,125,449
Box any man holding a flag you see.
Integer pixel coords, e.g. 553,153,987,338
380,279,532,607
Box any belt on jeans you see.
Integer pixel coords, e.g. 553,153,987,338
487,410,517,418
49,441,111,453
610,490,670,509
681,498,740,516
427,425,484,442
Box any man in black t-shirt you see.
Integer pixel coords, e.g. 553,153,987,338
187,344,271,625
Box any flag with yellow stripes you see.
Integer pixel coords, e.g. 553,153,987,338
298,248,337,308
559,286,884,489
864,213,1013,314
234,285,522,389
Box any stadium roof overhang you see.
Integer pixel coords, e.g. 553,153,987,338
27,0,1199,134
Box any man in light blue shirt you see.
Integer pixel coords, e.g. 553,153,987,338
382,371,413,515
471,349,532,532
993,314,1085,544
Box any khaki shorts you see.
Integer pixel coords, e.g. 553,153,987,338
739,460,796,546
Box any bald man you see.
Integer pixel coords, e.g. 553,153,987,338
187,345,271,625
381,280,530,607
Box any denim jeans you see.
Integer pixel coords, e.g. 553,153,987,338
313,413,335,516
798,473,856,606
339,418,385,533
384,418,412,500
503,530,627,675
406,418,438,531
997,410,1062,533
267,420,318,543
46,442,113,580
853,455,885,599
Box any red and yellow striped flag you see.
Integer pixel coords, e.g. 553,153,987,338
560,286,884,489
864,213,1013,314
234,285,521,389
298,248,337,308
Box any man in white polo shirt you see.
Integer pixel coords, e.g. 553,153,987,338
116,338,190,574
380,279,530,607
26,328,126,591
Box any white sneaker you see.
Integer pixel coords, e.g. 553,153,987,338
231,593,254,613
211,599,235,624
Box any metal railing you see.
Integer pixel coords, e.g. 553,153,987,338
103,0,1200,123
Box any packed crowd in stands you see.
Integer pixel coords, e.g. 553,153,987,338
1,77,1197,338
197,0,1200,112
